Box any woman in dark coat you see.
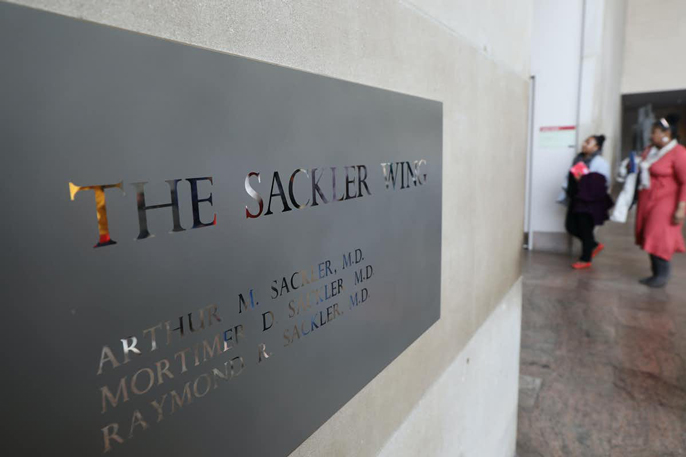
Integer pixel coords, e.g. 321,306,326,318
565,135,614,269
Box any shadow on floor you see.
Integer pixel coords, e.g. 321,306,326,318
516,220,686,457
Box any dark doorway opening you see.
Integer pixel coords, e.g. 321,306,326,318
621,89,686,159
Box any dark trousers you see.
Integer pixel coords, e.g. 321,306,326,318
566,212,597,262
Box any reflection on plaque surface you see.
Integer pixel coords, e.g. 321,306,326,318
0,3,442,456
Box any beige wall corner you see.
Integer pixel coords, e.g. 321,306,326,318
577,0,627,170
289,278,522,457
376,278,522,457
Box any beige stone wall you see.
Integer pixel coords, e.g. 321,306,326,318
4,1,532,455
375,280,522,457
578,0,627,171
622,0,686,94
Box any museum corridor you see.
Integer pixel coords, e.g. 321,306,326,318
517,220,686,456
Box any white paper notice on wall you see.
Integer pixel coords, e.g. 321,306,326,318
539,125,576,148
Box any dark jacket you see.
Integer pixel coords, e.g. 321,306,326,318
567,172,614,226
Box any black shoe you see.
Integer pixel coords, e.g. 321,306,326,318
644,276,669,288
641,256,670,288
639,276,654,285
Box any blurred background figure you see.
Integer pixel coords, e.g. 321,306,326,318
561,135,614,269
635,114,686,287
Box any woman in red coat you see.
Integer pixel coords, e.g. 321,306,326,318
636,114,686,288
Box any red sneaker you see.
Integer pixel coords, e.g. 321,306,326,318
592,243,605,259
572,261,592,270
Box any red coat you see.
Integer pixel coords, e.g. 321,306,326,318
636,144,686,260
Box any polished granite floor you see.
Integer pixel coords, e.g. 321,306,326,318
517,220,686,457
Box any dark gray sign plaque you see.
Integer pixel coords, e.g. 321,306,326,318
0,3,442,456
